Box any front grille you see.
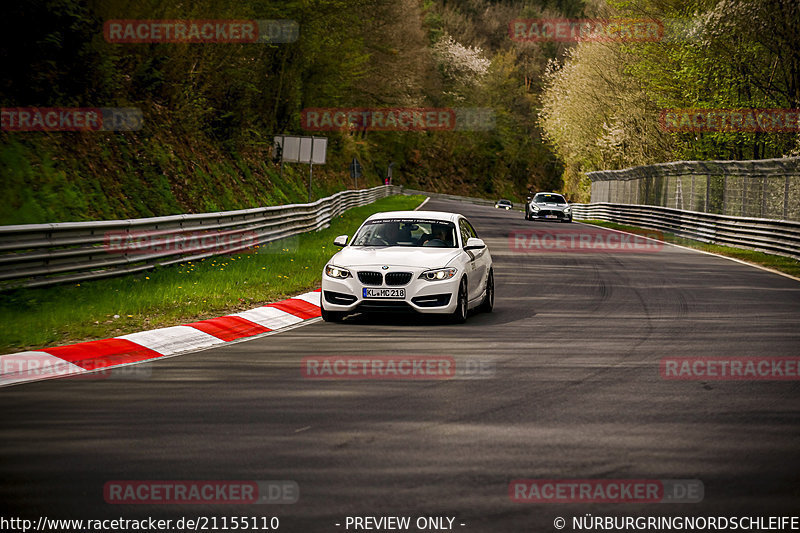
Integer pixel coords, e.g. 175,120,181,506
385,272,412,286
324,291,357,305
357,271,383,285
536,210,564,218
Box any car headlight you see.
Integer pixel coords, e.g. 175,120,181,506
325,265,352,279
564,206,571,213
419,267,457,281
531,204,540,211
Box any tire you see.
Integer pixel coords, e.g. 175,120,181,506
450,279,468,324
479,269,494,313
321,306,344,322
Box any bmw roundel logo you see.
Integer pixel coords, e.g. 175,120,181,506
382,265,389,270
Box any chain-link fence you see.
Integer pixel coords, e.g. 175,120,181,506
588,157,800,221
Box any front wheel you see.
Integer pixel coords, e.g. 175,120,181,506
321,307,344,322
450,279,468,324
479,269,494,313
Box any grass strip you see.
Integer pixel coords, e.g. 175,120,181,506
0,195,425,353
582,220,800,279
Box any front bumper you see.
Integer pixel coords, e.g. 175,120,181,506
321,268,460,315
529,209,571,221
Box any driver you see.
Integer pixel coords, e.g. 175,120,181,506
378,223,402,245
420,223,451,246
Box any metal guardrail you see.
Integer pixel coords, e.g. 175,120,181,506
0,185,400,289
403,186,800,260
572,203,800,260
404,186,800,260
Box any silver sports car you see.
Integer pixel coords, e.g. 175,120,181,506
525,192,572,222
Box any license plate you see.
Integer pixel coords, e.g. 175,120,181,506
363,288,405,299
545,215,557,219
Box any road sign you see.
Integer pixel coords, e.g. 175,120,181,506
273,135,328,202
273,135,327,164
350,158,362,178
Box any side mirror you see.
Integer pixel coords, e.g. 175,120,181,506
333,235,348,247
464,237,486,250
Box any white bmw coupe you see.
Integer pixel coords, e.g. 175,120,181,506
321,210,494,323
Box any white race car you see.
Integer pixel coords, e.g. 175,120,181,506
321,210,494,323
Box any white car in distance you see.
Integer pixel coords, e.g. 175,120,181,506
321,211,494,323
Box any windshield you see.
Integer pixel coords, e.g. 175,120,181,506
351,219,457,248
534,194,566,204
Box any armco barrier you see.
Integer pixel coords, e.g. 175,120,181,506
571,203,800,260
0,185,400,289
587,157,800,221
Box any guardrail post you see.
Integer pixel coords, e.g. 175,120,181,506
785,176,790,220
741,177,747,217
723,175,728,215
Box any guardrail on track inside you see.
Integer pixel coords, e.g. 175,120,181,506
587,157,800,221
0,185,400,289
402,186,800,261
571,203,800,260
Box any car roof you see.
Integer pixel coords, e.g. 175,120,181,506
534,192,564,196
365,210,461,223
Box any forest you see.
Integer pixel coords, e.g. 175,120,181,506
1,0,797,223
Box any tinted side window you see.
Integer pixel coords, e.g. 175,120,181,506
458,220,471,246
464,219,478,239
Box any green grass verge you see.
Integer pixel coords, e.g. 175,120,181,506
582,220,800,279
0,195,426,353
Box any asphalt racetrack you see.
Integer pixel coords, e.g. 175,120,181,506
3,198,800,531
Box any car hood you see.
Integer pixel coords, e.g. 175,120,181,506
330,246,462,268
